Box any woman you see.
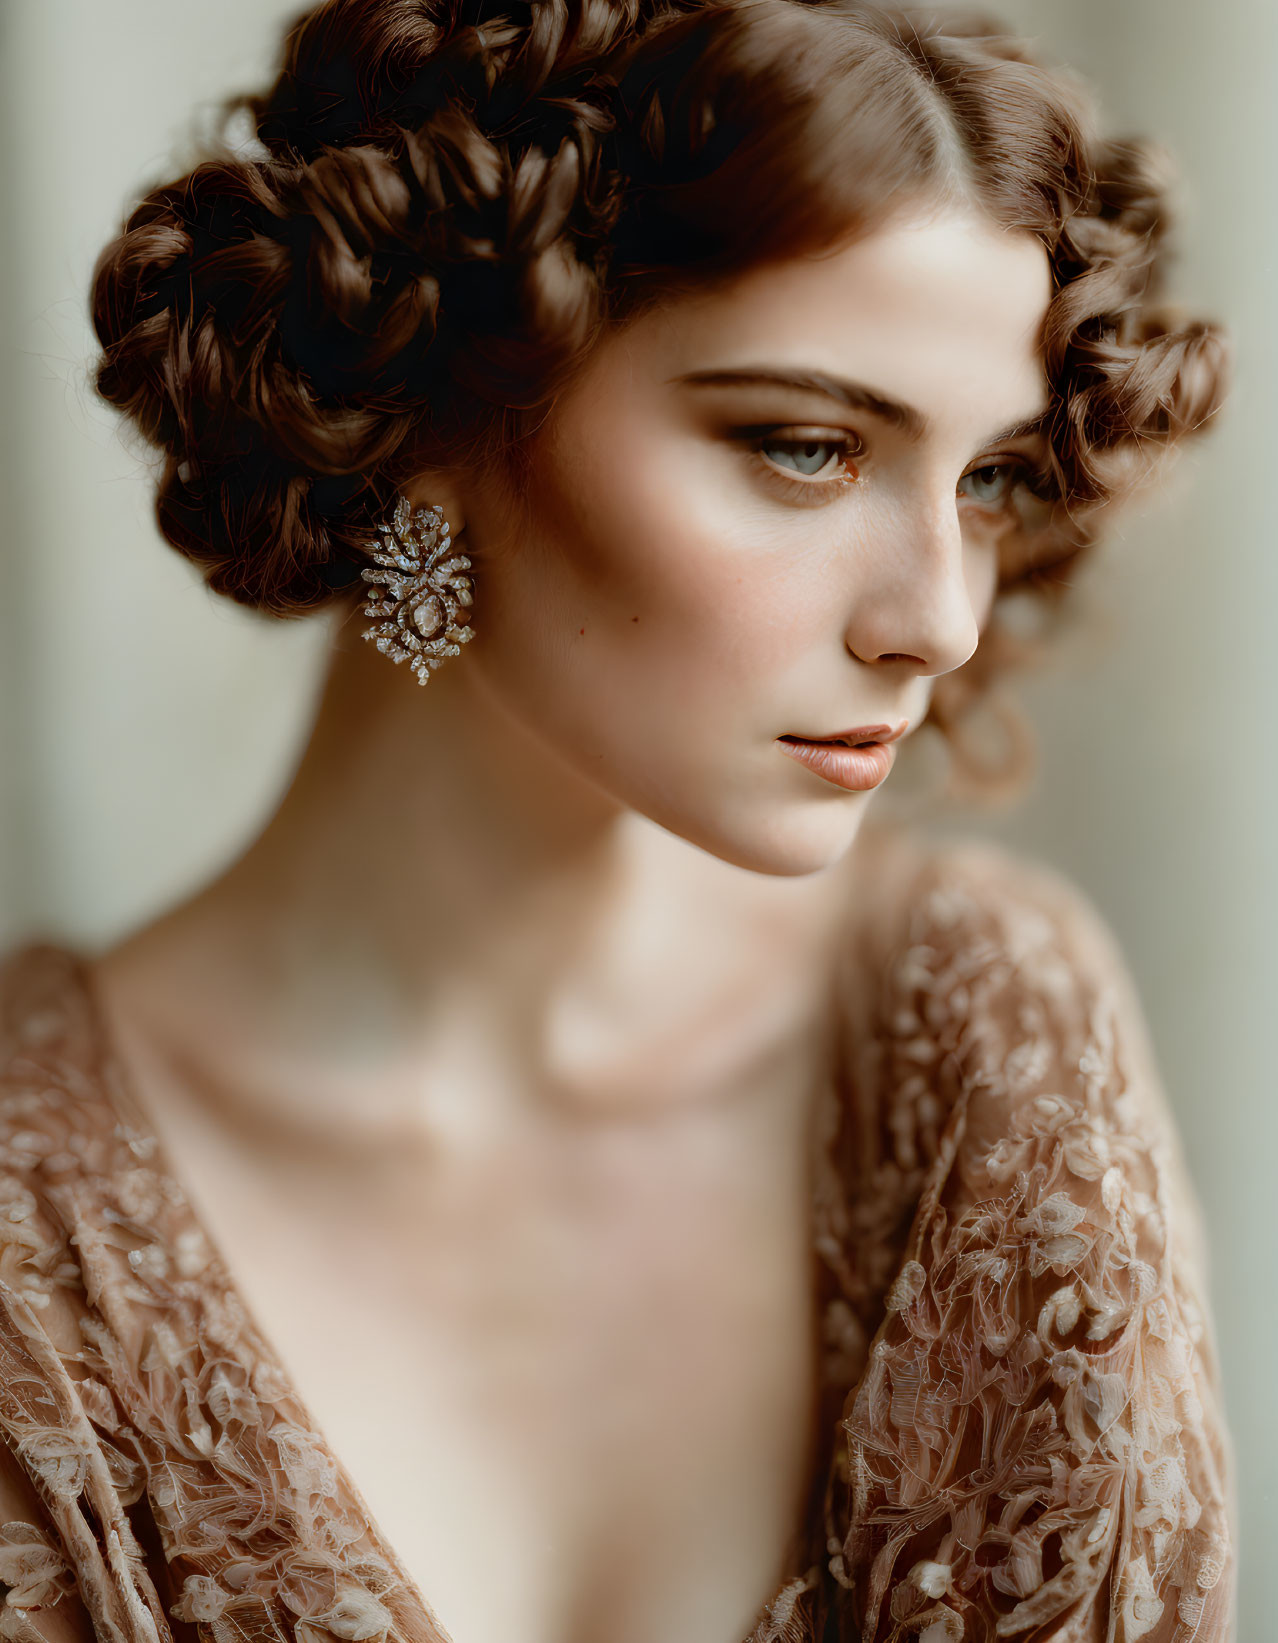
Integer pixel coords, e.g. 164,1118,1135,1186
0,1,1236,1640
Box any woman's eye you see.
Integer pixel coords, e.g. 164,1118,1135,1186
958,462,1020,507
755,433,858,483
761,437,843,477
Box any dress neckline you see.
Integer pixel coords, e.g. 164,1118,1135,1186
25,941,838,1643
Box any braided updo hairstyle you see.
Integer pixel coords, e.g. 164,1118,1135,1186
90,0,1227,796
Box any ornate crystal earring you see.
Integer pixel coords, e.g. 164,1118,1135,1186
360,497,475,684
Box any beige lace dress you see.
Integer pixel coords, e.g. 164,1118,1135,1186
0,832,1237,1643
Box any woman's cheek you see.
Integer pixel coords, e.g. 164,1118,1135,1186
480,420,817,739
957,520,1002,635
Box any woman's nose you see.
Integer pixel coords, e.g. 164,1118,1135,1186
841,491,983,678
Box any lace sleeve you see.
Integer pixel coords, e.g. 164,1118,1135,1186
0,1437,95,1643
837,839,1237,1643
0,948,174,1643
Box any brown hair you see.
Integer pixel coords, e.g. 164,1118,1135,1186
89,0,1227,797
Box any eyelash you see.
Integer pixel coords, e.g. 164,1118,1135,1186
734,426,1055,513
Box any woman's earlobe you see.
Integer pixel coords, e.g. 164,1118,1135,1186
400,475,467,540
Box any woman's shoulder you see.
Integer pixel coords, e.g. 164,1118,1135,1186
0,941,166,1642
0,946,106,1248
0,940,91,1053
849,819,1133,962
834,821,1211,1284
0,940,126,1199
822,826,1239,1639
837,822,1156,1066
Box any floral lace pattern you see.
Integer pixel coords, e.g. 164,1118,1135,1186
0,833,1236,1643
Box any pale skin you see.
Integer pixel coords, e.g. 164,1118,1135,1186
82,207,1054,1643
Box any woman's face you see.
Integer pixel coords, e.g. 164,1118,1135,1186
437,208,1054,877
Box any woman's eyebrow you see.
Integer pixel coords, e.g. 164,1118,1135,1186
671,365,1048,448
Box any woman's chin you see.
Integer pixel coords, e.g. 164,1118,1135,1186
653,800,873,881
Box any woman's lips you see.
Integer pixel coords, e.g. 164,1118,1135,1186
776,735,897,791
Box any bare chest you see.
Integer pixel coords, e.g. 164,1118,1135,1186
147,1067,829,1643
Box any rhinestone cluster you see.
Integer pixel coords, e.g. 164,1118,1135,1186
360,498,475,684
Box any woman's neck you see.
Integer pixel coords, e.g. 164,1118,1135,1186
95,617,862,1143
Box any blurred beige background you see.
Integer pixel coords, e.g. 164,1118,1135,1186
1,0,1271,1628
